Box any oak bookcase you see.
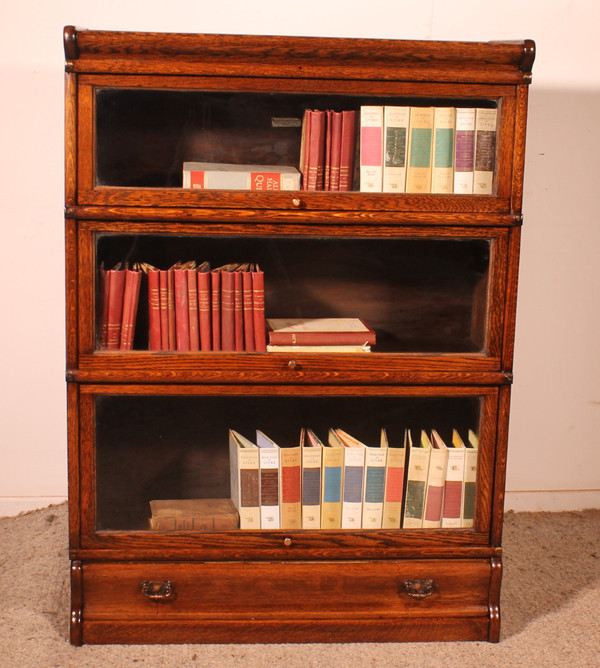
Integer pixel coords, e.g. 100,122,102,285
64,27,535,644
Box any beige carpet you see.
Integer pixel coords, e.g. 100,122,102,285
0,504,599,667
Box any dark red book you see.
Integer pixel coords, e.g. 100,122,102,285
220,266,236,352
306,110,326,190
104,266,126,350
211,267,221,351
99,263,109,348
187,267,200,351
158,269,170,351
173,266,190,351
197,261,211,351
241,265,255,352
143,264,161,351
119,266,142,350
266,317,376,346
234,267,244,351
167,266,176,351
329,111,343,191
300,109,312,190
339,110,357,192
251,265,267,352
324,109,333,191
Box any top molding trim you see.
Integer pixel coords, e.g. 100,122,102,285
63,26,535,85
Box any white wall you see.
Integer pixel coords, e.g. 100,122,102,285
1,0,599,516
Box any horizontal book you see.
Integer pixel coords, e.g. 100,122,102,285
183,162,301,191
266,318,376,346
148,498,239,531
267,344,371,353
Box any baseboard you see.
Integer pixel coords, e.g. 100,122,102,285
0,497,67,518
505,490,600,512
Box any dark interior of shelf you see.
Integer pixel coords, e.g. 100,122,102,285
95,393,481,531
95,89,498,188
96,234,490,354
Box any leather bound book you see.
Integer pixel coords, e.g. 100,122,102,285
267,317,375,346
220,266,236,352
197,261,211,351
187,267,200,351
142,263,161,351
251,265,267,352
241,264,255,352
173,265,191,351
339,110,357,192
104,265,125,350
119,265,142,351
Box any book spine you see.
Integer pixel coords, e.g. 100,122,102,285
473,108,497,195
105,269,126,350
220,269,235,352
119,268,135,351
159,270,170,351
251,267,266,352
259,448,280,529
402,447,431,529
242,269,255,352
173,268,190,351
431,107,456,194
121,268,141,350
166,268,176,351
329,111,343,191
233,269,244,351
99,265,109,348
321,447,344,529
306,110,326,190
442,447,465,528
280,447,302,530
362,448,387,529
383,106,409,193
197,269,212,351
339,110,356,192
462,446,478,528
382,447,405,529
146,268,162,351
184,168,300,191
267,330,376,346
187,268,200,351
360,106,383,192
406,106,434,194
341,447,365,529
302,445,322,529
422,447,448,528
454,108,476,194
211,269,221,351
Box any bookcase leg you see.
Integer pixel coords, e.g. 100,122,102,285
488,556,502,642
70,560,83,646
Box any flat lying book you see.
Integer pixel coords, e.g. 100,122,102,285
267,343,371,353
183,162,301,191
266,318,376,346
149,498,239,531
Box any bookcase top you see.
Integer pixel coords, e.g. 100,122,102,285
63,26,535,85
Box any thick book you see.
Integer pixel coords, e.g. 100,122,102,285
228,430,260,530
406,106,434,194
402,430,431,528
187,266,200,351
197,261,212,351
462,429,479,528
210,266,222,351
143,263,162,351
251,265,267,352
173,263,191,351
158,269,170,351
473,108,497,195
332,429,365,530
320,430,344,530
119,265,142,351
183,161,301,191
431,107,456,194
103,264,126,350
256,430,280,529
148,498,239,531
383,106,409,193
279,432,303,530
266,318,376,346
359,106,383,192
339,110,357,191
453,107,476,194
233,267,244,351
381,428,407,529
441,429,467,528
423,430,449,528
240,264,255,352
220,265,237,352
328,111,343,191
303,110,327,190
302,429,323,529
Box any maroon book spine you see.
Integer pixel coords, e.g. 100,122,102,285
339,110,357,191
306,110,326,190
187,268,200,351
99,264,109,348
146,268,161,351
105,268,125,350
173,268,190,351
220,268,235,352
242,268,255,352
211,269,221,351
234,268,244,351
119,267,141,350
329,111,343,191
251,266,266,352
159,270,169,351
167,268,176,351
197,267,212,351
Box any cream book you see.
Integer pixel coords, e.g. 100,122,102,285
431,107,455,194
441,429,467,528
228,429,260,530
183,162,301,191
473,108,497,195
402,429,431,528
423,430,449,528
381,428,407,529
383,106,409,193
361,430,388,529
332,429,365,530
256,430,280,530
462,429,479,528
406,107,434,193
453,108,476,194
321,430,344,529
279,432,302,530
359,106,384,192
302,429,323,529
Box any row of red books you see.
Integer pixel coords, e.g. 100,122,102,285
98,261,266,352
300,109,357,191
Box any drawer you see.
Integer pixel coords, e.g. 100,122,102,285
82,559,492,622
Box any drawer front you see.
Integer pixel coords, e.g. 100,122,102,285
83,559,491,622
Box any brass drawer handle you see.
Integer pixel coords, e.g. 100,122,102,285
141,580,176,602
403,578,435,600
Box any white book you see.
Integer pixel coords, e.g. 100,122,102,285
302,429,323,529
256,430,280,530
333,429,365,529
431,107,455,194
403,430,431,528
228,430,260,530
423,430,449,528
462,430,479,528
383,106,409,193
441,429,467,528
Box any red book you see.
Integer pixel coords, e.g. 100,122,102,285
104,266,126,350
266,317,376,346
211,267,221,351
241,265,255,352
197,261,212,351
300,109,312,190
220,266,236,352
187,267,200,351
143,264,161,351
329,111,343,191
98,263,109,348
158,269,170,351
167,266,176,351
119,266,142,350
173,266,190,351
306,110,326,190
251,265,267,352
234,267,244,351
324,110,333,191
339,110,357,191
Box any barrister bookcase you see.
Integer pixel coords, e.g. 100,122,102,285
64,26,534,644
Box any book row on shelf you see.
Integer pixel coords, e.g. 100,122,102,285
148,426,479,533
99,262,377,353
180,105,497,195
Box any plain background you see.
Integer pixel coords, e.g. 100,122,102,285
0,0,598,516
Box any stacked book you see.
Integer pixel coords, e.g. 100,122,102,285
140,261,266,352
266,317,375,353
300,109,357,191
99,262,142,350
359,105,498,195
229,426,478,531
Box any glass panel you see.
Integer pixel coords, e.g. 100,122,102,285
95,394,481,532
95,89,498,192
96,234,490,354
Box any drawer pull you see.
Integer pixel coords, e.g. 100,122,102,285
141,580,176,602
403,578,435,600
